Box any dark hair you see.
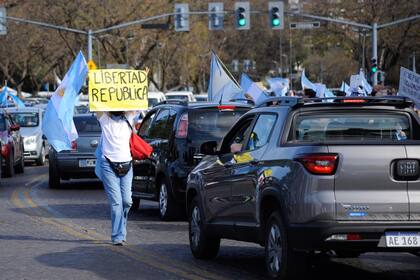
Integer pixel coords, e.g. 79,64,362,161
110,111,124,117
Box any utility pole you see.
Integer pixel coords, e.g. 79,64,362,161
413,52,416,72
88,29,93,61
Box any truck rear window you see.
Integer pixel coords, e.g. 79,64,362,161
290,113,412,142
189,109,246,142
74,117,101,133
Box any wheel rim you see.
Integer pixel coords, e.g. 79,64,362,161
159,183,168,217
190,206,201,248
41,146,45,164
267,223,282,274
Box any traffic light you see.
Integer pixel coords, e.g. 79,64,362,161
235,2,250,30
268,2,284,30
371,58,378,73
208,3,224,30
174,4,189,32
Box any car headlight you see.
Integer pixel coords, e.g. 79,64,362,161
24,136,37,145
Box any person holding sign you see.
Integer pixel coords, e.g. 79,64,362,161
96,110,136,245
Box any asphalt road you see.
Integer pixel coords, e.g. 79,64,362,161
1,165,420,280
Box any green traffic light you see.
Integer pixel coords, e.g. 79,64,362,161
371,66,377,73
272,18,280,26
238,18,246,27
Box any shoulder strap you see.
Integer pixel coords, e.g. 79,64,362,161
124,116,134,131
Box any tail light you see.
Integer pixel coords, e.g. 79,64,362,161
1,144,9,157
176,113,188,138
295,154,338,175
341,99,367,103
71,141,77,151
218,105,236,111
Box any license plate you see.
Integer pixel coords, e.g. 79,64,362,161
385,232,420,247
79,159,96,168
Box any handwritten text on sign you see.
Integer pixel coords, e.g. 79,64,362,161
399,67,420,107
88,69,148,111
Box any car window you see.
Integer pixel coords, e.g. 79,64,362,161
220,117,254,154
11,112,39,127
138,112,156,137
74,117,101,133
148,98,159,107
188,108,248,143
149,109,170,139
290,113,411,143
245,114,277,151
166,109,177,136
0,115,6,131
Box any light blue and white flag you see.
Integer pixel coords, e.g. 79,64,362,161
301,69,316,90
267,77,289,96
10,94,25,108
208,52,242,103
240,73,253,92
340,81,352,96
42,51,88,152
0,86,8,106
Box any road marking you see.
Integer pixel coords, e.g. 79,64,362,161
11,180,228,280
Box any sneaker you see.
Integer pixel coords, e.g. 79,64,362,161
112,240,123,246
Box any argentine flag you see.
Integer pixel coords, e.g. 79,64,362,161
208,52,242,103
42,51,88,152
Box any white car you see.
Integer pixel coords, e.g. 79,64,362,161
194,93,208,102
148,91,166,108
165,91,196,102
7,107,47,165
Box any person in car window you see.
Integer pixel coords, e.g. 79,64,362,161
95,111,136,246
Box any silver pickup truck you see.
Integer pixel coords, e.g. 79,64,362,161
186,96,420,279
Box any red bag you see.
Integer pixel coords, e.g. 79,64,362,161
129,132,153,160
125,120,153,160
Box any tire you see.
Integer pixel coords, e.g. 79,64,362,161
132,197,140,210
3,151,14,178
15,152,24,174
188,196,220,259
334,250,363,258
48,155,60,189
158,178,178,221
36,146,46,166
265,211,307,279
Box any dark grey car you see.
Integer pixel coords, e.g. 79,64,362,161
186,97,420,279
48,114,101,188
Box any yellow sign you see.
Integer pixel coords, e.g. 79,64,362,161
88,69,148,111
87,60,97,70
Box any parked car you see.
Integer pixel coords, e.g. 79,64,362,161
0,111,25,177
148,91,166,108
194,93,208,102
8,107,47,165
132,100,252,220
48,114,101,188
186,96,420,279
165,91,196,102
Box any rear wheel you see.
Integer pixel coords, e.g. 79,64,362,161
132,197,140,210
36,146,46,166
15,152,24,174
265,211,307,279
188,197,220,259
158,178,178,221
3,150,14,178
48,154,60,189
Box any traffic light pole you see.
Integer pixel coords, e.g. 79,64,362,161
372,23,378,86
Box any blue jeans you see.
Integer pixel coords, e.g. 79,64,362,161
101,157,133,242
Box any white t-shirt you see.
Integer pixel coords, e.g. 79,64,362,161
99,113,135,162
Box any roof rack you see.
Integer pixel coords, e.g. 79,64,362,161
155,99,188,107
228,98,255,106
256,97,303,108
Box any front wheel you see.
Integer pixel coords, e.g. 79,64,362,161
36,146,46,166
158,178,178,221
188,197,220,259
132,197,140,210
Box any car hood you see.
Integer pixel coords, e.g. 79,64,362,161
20,127,42,137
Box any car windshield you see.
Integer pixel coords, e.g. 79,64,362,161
189,108,247,142
148,98,159,107
75,105,89,114
74,117,101,133
291,113,411,142
166,95,188,101
11,112,39,127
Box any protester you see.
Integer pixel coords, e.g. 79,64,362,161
96,110,137,246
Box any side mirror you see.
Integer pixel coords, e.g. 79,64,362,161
10,124,20,131
200,141,218,155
